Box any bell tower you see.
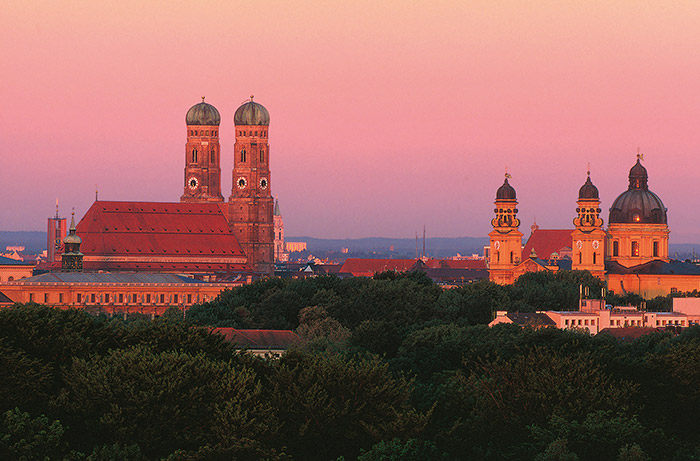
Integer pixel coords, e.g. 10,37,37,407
488,173,523,284
571,169,606,278
229,96,274,275
61,212,83,272
181,97,223,203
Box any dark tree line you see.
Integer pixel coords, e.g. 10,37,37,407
4,271,700,459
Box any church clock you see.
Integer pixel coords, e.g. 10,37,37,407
188,177,199,190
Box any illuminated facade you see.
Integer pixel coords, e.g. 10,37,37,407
488,156,700,296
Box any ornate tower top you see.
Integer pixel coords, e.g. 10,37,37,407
61,211,83,272
578,169,600,200
496,172,517,201
492,174,520,231
574,170,603,228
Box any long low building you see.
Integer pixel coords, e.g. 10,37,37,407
0,271,244,316
490,298,700,334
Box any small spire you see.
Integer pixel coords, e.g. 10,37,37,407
504,167,512,180
250,94,254,101
637,148,644,162
69,209,76,230
201,96,206,102
95,184,98,202
587,162,590,176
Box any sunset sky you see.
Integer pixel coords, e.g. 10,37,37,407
2,1,700,241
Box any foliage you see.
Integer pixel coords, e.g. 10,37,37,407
271,349,428,460
5,271,700,459
0,408,68,460
357,438,449,460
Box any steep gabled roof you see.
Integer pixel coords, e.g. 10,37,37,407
72,201,247,272
522,229,573,261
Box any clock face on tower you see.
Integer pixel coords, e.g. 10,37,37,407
576,240,583,249
592,240,600,249
494,241,501,250
237,177,247,189
259,178,268,189
188,177,199,190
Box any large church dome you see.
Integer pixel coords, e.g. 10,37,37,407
609,158,667,224
234,97,270,126
186,99,221,126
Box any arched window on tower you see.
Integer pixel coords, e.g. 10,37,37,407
593,253,597,264
211,149,215,163
260,149,265,163
578,253,582,264
653,241,659,257
241,149,246,162
613,241,619,257
631,241,640,257
192,149,197,163
509,251,513,264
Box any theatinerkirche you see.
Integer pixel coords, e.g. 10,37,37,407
487,154,700,297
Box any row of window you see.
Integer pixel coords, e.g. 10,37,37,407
29,292,211,306
565,318,597,326
611,240,660,257
564,317,687,328
189,130,218,136
238,130,267,137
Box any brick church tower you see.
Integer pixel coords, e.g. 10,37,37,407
181,98,224,203
229,97,274,274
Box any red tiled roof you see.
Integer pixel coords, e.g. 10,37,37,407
73,201,246,272
425,259,486,269
598,327,664,340
522,229,573,261
213,328,301,349
339,258,420,277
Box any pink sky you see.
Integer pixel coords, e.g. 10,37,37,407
2,1,700,241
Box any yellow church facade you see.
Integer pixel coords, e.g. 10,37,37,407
488,156,700,298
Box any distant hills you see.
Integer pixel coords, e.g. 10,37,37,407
287,236,490,259
3,230,700,261
0,231,45,253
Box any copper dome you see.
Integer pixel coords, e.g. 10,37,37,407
609,159,667,224
234,98,270,126
578,174,599,200
496,178,517,200
186,100,221,126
